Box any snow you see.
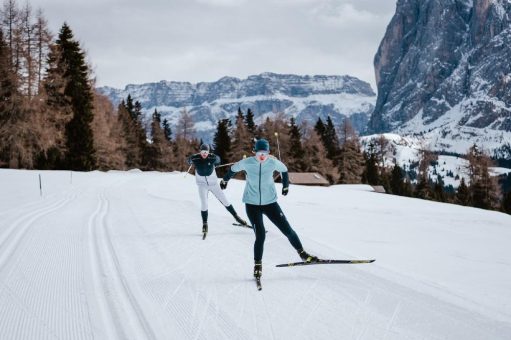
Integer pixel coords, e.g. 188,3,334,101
1,169,511,339
361,133,511,187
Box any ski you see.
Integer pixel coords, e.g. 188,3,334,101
202,232,207,240
255,277,262,291
232,222,253,229
275,259,375,267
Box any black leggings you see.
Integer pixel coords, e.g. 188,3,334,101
245,202,303,262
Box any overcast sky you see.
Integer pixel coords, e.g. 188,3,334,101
26,0,397,90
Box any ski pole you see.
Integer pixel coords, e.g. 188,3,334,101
274,132,282,161
215,162,235,169
184,164,193,178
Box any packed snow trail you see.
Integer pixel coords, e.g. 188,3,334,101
0,169,511,339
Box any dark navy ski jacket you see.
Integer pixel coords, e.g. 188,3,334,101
187,153,221,176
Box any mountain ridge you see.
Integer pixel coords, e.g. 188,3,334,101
97,72,376,140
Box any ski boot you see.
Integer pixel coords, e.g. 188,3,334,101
234,215,248,227
253,261,262,278
298,249,318,263
202,222,208,240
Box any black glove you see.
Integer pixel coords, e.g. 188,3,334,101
220,180,228,190
282,187,289,196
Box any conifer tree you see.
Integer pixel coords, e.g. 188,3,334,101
338,119,364,184
302,127,338,183
455,177,471,206
34,8,51,92
466,144,500,210
286,117,306,172
213,118,231,165
51,23,96,170
362,142,379,185
260,112,289,161
117,102,142,168
231,108,252,160
147,109,174,171
414,149,435,199
0,29,22,167
162,118,172,142
323,116,340,164
433,175,446,202
390,164,405,195
244,108,256,136
91,92,126,170
173,107,196,171
314,117,325,140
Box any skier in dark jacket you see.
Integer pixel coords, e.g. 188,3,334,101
220,139,317,279
187,144,248,235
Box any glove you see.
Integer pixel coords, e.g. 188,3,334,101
282,187,289,196
220,180,228,190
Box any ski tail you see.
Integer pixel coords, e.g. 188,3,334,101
255,277,262,290
275,259,375,267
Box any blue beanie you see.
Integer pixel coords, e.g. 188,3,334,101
254,139,270,152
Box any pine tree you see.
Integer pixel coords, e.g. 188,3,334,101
91,92,126,170
323,116,340,164
34,8,51,93
213,118,231,165
433,175,446,202
51,23,96,170
455,177,471,206
362,142,379,185
0,30,16,122
390,164,405,195
162,118,172,142
147,109,174,171
302,127,338,183
173,107,196,171
466,144,500,210
231,108,252,160
338,119,364,184
176,107,195,140
0,29,23,167
244,108,256,136
314,117,325,140
260,112,289,161
287,117,306,172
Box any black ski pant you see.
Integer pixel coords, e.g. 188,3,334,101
245,202,303,262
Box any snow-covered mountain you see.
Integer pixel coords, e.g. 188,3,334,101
369,0,511,158
97,72,376,140
361,133,511,188
1,169,511,339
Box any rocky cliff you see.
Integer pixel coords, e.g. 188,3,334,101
369,0,511,157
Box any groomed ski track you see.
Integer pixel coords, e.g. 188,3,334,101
0,169,510,339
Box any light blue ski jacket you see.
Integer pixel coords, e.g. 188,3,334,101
224,156,289,205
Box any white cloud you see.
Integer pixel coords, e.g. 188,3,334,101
27,0,397,89
194,0,247,7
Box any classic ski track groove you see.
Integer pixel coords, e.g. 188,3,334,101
88,191,157,340
0,192,76,275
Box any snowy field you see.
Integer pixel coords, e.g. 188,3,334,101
1,169,511,339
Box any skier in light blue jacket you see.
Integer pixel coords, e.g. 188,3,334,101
220,138,317,279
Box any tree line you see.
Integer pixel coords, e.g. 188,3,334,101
1,0,509,215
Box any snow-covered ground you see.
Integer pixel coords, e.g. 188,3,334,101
1,169,511,339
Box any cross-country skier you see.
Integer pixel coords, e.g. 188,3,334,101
220,138,317,280
187,144,248,236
